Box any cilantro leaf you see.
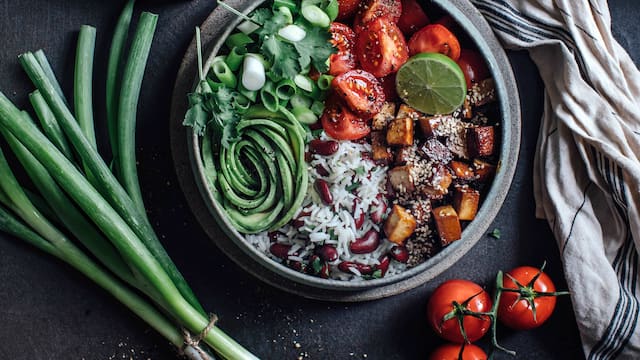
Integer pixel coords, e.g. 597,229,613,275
294,25,335,73
261,36,300,80
183,92,209,136
489,228,501,239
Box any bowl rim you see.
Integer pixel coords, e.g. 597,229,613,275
173,0,521,296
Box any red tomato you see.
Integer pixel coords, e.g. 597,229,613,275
456,49,490,88
429,343,487,360
434,15,460,34
353,0,402,33
320,95,371,140
355,17,409,78
380,73,398,101
498,266,560,330
397,0,430,36
332,69,385,118
329,22,358,76
427,279,492,343
408,24,461,60
337,0,361,20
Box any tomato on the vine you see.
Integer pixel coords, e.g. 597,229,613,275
456,49,490,88
353,0,402,33
329,22,357,76
408,23,461,60
320,95,371,140
355,16,409,78
427,279,492,343
498,265,566,330
332,69,385,118
429,343,487,360
397,0,430,36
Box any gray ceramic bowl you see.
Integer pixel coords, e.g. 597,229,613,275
170,0,521,300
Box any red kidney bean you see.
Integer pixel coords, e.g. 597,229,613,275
318,263,330,279
376,255,390,276
304,151,313,162
310,139,339,155
287,260,307,273
370,194,388,224
307,255,330,278
349,229,380,254
315,164,330,177
292,211,311,229
314,179,333,205
352,198,366,229
269,243,293,259
389,245,409,263
338,261,374,275
316,244,339,262
268,231,279,242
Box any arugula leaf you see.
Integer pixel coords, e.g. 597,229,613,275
294,25,335,73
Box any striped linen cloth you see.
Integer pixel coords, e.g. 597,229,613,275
470,0,640,358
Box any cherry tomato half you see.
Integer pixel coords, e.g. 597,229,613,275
429,343,488,360
427,279,492,343
320,95,371,140
498,266,558,330
353,0,402,33
337,0,361,20
355,16,409,78
380,73,398,101
397,0,430,36
408,23,461,60
456,49,490,89
329,22,358,76
332,69,385,118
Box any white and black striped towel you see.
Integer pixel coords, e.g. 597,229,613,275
472,0,640,357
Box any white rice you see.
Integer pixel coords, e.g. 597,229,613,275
245,133,408,281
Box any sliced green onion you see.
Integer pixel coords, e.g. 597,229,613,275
324,0,339,21
301,5,331,28
29,90,74,160
225,46,246,72
291,106,318,124
238,81,258,102
274,0,297,13
241,54,266,91
294,74,315,93
311,99,326,116
211,56,238,88
278,24,306,42
277,6,294,24
237,20,260,34
225,32,254,49
260,81,279,112
276,78,297,100
317,74,334,90
289,93,312,109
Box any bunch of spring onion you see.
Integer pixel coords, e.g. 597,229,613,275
0,1,257,359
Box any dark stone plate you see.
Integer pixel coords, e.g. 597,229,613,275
170,0,521,300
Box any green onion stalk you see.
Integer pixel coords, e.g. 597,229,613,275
0,2,258,360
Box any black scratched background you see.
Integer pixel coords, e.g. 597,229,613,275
0,0,637,359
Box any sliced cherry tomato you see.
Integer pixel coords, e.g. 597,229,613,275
427,279,492,343
355,17,409,78
434,15,460,35
353,0,402,33
429,343,487,360
337,0,361,20
408,23,461,60
397,0,430,36
321,95,371,140
498,265,565,330
457,49,490,88
332,69,385,118
380,73,398,101
329,22,358,76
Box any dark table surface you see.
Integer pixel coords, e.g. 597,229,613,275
0,1,638,359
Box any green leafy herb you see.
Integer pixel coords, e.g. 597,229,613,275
311,256,323,273
345,182,361,192
489,228,501,239
354,165,366,176
293,25,334,73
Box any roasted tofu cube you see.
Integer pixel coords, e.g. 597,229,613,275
469,78,497,107
388,165,415,194
420,164,453,199
418,138,453,164
432,205,462,245
466,126,495,157
450,160,475,181
386,117,414,146
371,131,393,164
417,116,441,138
473,159,497,182
372,102,397,130
453,186,480,221
384,204,417,244
396,104,422,120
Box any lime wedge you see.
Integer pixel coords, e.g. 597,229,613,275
396,52,467,115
